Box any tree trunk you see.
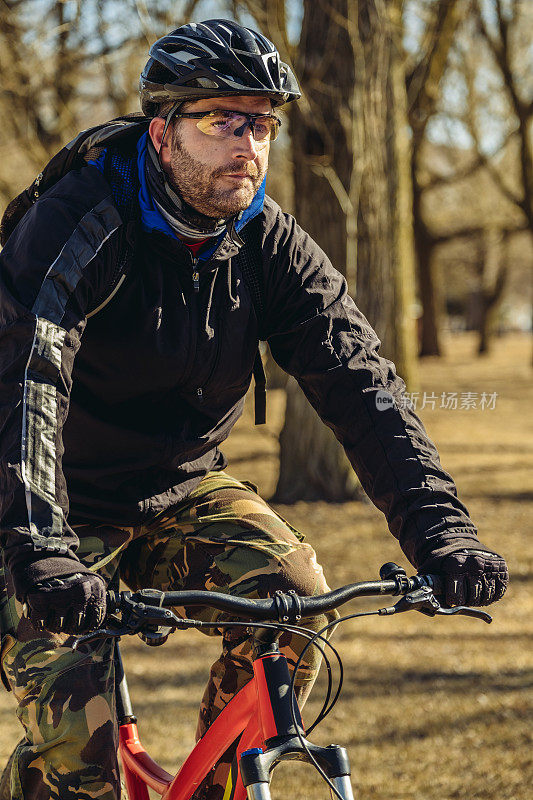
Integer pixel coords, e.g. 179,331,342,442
276,378,360,502
264,345,287,390
274,0,418,502
413,175,441,356
386,0,418,387
274,0,360,503
477,300,491,355
477,227,507,356
405,0,463,357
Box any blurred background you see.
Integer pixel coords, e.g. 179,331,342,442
0,1,531,798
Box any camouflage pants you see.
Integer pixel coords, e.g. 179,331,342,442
0,472,335,800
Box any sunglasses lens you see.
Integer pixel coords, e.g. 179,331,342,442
196,111,236,137
196,112,279,142
254,117,279,141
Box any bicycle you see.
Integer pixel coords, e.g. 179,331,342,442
61,561,491,800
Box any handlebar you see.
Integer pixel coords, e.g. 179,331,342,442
106,577,404,621
72,564,491,650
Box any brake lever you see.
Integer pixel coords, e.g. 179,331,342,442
379,586,440,615
379,586,492,624
71,605,153,650
71,601,200,651
72,626,131,650
421,604,492,624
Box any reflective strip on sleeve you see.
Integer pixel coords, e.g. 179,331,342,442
21,198,121,547
31,197,122,323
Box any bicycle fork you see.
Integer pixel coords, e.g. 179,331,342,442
240,632,354,800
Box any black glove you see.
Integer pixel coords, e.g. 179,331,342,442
418,547,508,607
10,555,107,634
24,572,107,634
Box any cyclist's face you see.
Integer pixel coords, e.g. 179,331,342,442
150,95,272,218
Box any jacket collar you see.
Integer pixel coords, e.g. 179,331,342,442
136,131,265,262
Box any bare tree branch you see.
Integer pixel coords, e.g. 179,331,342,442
406,0,464,136
432,221,528,245
480,150,524,209
473,0,530,120
463,6,531,222
310,162,354,217
424,127,518,190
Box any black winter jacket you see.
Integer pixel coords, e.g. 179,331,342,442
0,163,480,577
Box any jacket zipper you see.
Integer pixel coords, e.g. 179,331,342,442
187,251,227,403
189,255,223,405
178,253,200,389
192,256,200,292
196,297,224,405
191,257,202,399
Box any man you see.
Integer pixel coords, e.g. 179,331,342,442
0,19,508,800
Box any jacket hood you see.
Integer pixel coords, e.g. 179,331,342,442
136,131,265,261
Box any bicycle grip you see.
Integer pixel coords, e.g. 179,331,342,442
420,573,443,597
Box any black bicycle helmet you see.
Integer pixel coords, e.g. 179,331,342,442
139,19,301,116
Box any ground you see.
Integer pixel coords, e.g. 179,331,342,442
0,332,531,799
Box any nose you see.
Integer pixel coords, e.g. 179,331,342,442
231,123,259,159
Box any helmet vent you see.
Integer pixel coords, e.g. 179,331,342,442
166,49,197,62
266,55,280,85
196,77,219,89
139,18,301,116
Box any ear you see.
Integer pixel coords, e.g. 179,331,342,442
148,117,171,168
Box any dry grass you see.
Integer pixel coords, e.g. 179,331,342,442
0,333,531,799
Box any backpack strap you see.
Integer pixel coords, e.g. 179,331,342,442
87,146,140,318
252,351,267,426
0,114,148,247
234,215,267,425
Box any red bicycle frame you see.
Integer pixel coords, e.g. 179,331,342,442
94,570,489,800
118,647,308,800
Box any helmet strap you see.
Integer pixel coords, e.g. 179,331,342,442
158,100,184,171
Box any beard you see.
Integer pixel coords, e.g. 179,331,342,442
167,129,267,218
